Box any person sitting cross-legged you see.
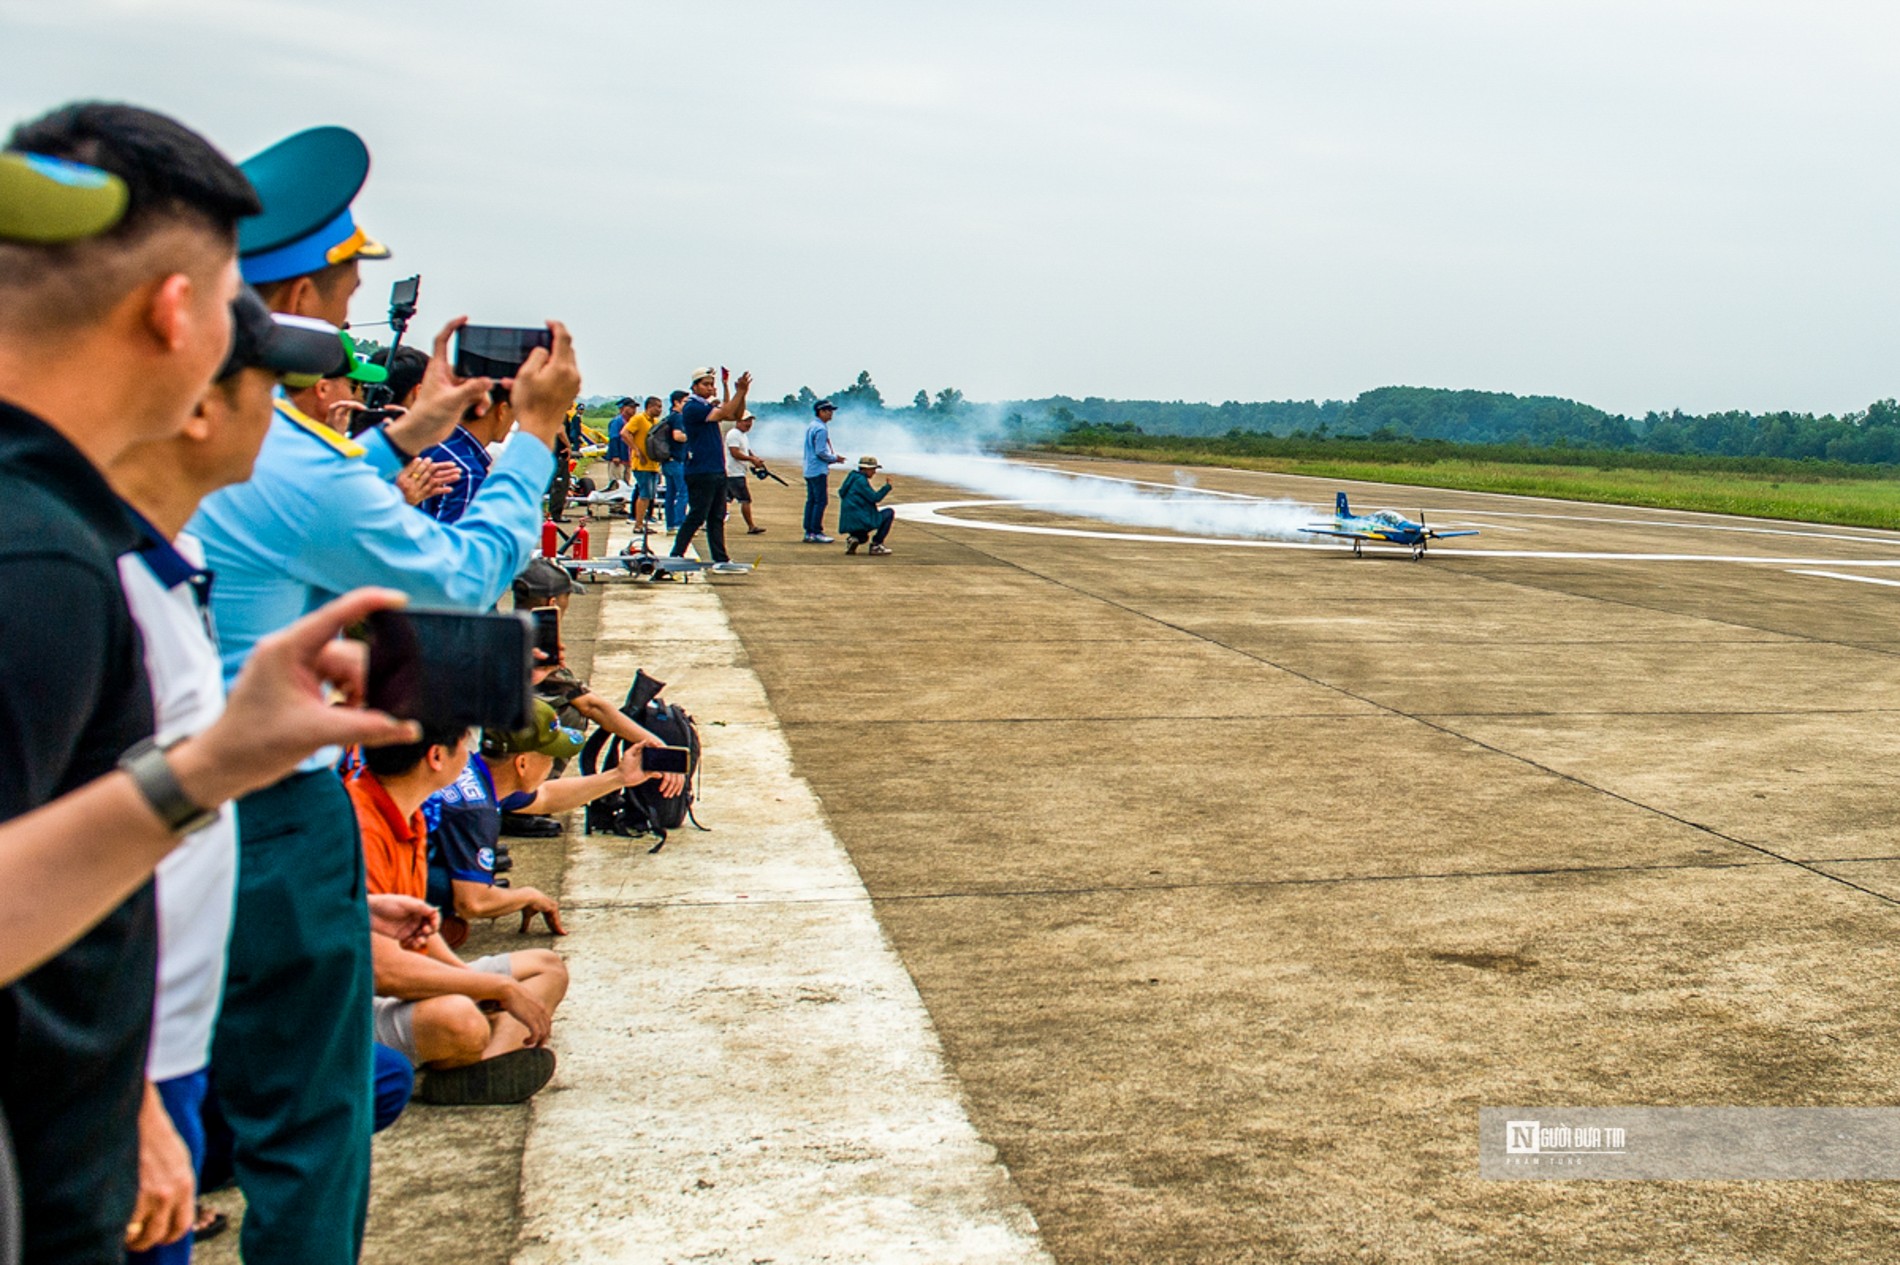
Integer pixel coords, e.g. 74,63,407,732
427,701,660,936
349,725,571,1106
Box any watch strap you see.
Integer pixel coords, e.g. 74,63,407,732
119,736,218,835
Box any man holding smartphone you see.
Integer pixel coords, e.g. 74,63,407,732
0,104,258,1265
425,702,656,938
186,124,582,1265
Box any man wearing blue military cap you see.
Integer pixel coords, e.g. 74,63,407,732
189,125,586,1265
235,125,388,326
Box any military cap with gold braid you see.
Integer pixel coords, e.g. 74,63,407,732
0,151,129,243
237,126,389,285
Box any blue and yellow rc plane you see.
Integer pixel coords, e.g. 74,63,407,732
1302,492,1480,560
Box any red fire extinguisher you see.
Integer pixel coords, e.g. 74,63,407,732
540,519,559,557
572,521,590,560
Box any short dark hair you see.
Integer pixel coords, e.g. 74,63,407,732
360,723,468,778
644,396,662,407
669,390,688,406
1,102,260,332
251,259,354,310
370,344,429,406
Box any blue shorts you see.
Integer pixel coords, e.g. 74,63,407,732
632,469,658,499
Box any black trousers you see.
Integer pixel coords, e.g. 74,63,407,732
671,472,730,563
848,507,896,546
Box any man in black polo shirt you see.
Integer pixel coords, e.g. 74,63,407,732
0,103,257,1265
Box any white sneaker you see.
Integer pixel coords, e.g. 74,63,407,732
810,534,835,544
711,561,749,574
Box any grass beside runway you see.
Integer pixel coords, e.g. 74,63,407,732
1037,440,1900,530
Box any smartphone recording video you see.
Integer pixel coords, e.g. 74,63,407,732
526,606,561,664
640,746,692,775
361,608,533,732
454,325,553,380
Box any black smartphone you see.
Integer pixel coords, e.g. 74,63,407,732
389,275,421,313
526,606,561,664
348,406,394,436
640,746,692,775
454,324,553,379
361,608,532,731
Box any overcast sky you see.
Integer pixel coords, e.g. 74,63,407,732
5,0,1898,416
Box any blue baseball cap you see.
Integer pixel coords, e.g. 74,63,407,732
236,127,390,285
814,399,836,414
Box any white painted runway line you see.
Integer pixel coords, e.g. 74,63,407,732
898,498,1900,566
870,457,1900,557
1788,569,1900,590
512,540,1052,1265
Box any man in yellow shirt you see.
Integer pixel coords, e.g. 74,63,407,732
625,395,663,526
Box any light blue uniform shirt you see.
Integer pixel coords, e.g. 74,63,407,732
190,401,553,766
803,420,837,478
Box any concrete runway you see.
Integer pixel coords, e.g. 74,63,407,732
711,456,1900,1263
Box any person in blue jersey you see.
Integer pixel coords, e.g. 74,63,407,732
184,124,581,1265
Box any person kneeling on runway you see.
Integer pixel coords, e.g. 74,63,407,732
839,455,895,555
348,726,568,1105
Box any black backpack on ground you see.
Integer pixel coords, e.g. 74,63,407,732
580,669,704,852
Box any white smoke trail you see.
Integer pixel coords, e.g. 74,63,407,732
749,406,1319,541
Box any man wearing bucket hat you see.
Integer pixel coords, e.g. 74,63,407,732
187,125,576,1265
838,454,896,555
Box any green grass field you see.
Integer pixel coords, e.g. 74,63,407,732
1038,441,1900,530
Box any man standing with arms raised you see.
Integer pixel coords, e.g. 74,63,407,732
670,366,752,573
188,125,580,1265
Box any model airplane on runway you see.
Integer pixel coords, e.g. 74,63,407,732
553,529,755,584
1302,492,1479,560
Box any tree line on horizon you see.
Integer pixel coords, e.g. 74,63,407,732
570,369,1900,467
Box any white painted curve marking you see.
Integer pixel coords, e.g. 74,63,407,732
897,499,1900,567
1788,570,1900,589
1002,461,1900,549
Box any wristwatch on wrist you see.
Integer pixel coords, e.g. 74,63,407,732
118,736,218,835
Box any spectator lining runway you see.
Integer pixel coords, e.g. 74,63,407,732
707,455,1900,1263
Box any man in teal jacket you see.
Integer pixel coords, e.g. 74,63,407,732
838,455,895,555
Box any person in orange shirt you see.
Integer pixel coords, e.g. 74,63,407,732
347,722,568,1106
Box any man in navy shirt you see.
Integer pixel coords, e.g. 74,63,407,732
669,366,753,572
426,703,656,934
